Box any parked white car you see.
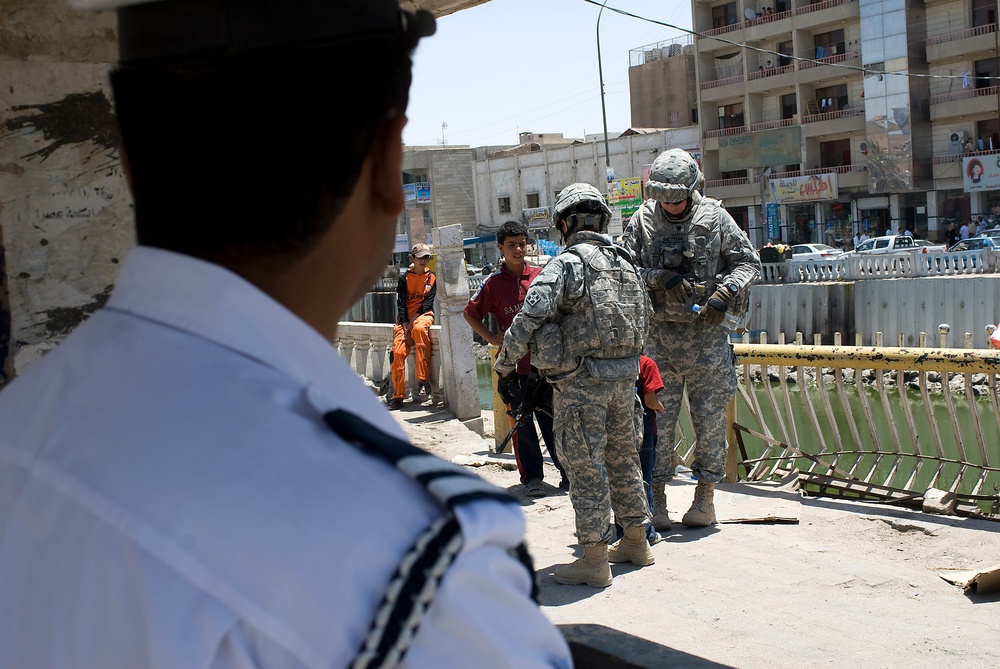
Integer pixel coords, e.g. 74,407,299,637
845,234,944,256
789,243,844,260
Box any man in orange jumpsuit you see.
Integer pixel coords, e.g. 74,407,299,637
388,243,437,409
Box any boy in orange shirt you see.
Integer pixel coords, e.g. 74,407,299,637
388,244,436,409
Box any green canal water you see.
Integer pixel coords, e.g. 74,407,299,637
735,380,999,501
475,361,998,503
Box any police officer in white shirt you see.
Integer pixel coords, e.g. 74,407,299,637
0,2,572,668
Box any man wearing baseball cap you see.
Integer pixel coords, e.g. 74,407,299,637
388,243,436,409
0,2,572,667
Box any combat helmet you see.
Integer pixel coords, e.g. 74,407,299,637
645,149,704,204
551,183,612,239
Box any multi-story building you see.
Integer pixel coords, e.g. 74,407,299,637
628,35,699,129
398,145,477,259
398,128,701,266
689,0,998,245
471,127,701,262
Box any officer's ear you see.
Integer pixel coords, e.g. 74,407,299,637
369,113,408,216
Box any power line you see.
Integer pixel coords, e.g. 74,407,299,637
579,0,1000,82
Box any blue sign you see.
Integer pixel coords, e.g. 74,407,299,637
766,203,780,240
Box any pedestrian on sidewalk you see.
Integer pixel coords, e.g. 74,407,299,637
388,243,436,409
464,220,567,496
496,183,654,588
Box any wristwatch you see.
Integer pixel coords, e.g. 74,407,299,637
724,282,739,296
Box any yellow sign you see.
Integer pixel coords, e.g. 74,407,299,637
606,177,643,218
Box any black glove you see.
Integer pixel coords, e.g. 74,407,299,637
656,270,693,304
703,287,734,327
496,371,518,405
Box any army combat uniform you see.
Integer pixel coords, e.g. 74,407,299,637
622,190,761,489
496,230,650,546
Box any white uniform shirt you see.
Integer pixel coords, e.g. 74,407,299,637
0,247,572,669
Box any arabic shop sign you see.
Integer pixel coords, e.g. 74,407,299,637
963,155,1000,192
522,207,551,229
768,173,839,203
606,177,643,218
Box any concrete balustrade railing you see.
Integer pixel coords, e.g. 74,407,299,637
772,250,999,284
335,322,442,397
337,224,480,421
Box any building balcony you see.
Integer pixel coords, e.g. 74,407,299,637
704,177,759,199
745,9,791,28
926,23,997,62
794,50,860,85
930,85,1000,121
705,176,751,188
744,64,797,93
804,164,869,188
704,125,748,140
743,11,793,42
749,117,799,131
932,148,1000,180
792,0,858,29
699,74,747,101
696,22,746,54
766,169,803,180
747,63,794,81
800,107,866,137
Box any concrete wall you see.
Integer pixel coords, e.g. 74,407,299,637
401,146,477,242
750,276,1000,347
0,1,132,383
628,53,697,129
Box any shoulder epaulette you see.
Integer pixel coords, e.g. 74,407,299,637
324,410,538,669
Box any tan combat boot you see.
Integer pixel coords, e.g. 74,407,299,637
650,483,672,531
681,481,717,526
553,543,613,587
608,525,655,566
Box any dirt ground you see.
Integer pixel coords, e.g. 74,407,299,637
393,403,1000,669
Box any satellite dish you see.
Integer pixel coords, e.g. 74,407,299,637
745,8,757,19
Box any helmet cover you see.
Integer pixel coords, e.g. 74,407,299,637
645,149,704,203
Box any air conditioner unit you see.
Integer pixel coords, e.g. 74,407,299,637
859,141,869,154
949,130,973,154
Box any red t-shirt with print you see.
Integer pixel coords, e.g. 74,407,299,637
464,262,541,375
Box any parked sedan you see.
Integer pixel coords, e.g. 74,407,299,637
948,237,1000,252
790,243,844,260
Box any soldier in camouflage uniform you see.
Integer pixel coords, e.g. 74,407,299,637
495,183,653,587
622,149,761,528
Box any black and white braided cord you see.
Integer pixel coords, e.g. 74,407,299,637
324,409,536,669
350,513,463,669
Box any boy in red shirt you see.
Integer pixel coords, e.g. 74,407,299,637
388,244,436,409
637,354,669,533
464,221,567,496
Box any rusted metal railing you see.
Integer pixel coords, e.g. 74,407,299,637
670,327,1000,518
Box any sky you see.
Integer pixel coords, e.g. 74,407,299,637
402,0,694,148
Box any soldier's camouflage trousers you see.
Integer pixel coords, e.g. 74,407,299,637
645,318,737,485
553,372,650,545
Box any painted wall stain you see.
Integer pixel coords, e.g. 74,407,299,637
41,284,111,337
3,91,119,162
